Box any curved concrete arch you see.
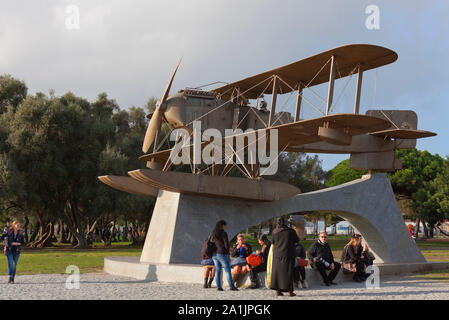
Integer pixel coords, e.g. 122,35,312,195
140,173,425,265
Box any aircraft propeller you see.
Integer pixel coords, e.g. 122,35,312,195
142,58,182,153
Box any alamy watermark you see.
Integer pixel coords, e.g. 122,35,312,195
65,265,80,289
365,265,380,289
365,5,380,30
65,5,80,30
169,121,279,175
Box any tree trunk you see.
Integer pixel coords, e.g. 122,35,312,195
414,218,420,239
436,223,449,237
423,221,429,238
64,200,91,248
28,222,54,248
23,216,29,243
429,223,434,238
58,219,69,243
29,221,40,243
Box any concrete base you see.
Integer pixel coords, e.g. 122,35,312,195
140,173,425,265
105,256,449,287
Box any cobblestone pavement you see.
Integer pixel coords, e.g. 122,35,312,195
0,273,448,300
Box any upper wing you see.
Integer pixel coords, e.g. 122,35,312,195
212,44,397,100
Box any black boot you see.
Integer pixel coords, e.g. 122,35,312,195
248,270,259,289
249,281,259,289
8,276,12,284
353,274,362,282
208,277,214,288
203,278,208,288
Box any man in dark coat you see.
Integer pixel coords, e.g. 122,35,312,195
308,231,341,286
270,217,299,297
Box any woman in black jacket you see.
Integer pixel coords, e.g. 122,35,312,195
341,235,365,282
342,234,375,282
210,220,238,291
248,234,271,289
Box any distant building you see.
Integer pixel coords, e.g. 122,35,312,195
305,220,354,235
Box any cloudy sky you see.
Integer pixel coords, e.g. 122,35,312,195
0,0,447,170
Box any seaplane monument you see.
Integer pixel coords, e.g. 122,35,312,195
100,44,442,281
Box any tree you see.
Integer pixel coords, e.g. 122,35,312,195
271,152,329,192
389,149,446,238
0,75,27,113
325,159,366,187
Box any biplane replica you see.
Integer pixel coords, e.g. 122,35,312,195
99,44,436,202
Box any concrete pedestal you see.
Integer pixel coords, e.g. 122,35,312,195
105,256,449,286
140,173,424,265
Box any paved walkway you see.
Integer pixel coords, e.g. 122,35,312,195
0,273,448,300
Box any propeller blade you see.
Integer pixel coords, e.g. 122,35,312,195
142,57,182,154
142,108,162,153
160,57,182,105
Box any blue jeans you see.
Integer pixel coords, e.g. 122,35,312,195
6,250,20,278
212,253,235,289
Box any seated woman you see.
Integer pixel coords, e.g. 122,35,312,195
341,234,375,282
356,234,375,279
248,234,271,289
341,235,365,282
294,241,308,289
230,234,252,287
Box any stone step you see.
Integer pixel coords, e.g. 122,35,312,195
104,256,449,289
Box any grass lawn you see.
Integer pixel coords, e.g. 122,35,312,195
1,236,448,276
0,243,142,275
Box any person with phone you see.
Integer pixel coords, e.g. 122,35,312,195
230,234,252,287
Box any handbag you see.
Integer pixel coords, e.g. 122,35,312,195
343,262,357,273
297,257,308,267
201,236,216,259
246,252,263,268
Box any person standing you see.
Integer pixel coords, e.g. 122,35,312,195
308,231,341,286
248,234,271,289
2,221,25,284
270,217,299,297
200,235,216,289
210,220,238,291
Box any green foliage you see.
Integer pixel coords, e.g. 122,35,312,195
272,152,329,193
0,75,155,246
388,149,448,228
0,75,27,113
326,159,366,187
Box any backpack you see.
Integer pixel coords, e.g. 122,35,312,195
201,236,216,259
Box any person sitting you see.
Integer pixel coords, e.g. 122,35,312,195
341,235,366,282
308,231,341,286
248,234,271,289
294,241,308,289
355,234,376,279
230,234,252,287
